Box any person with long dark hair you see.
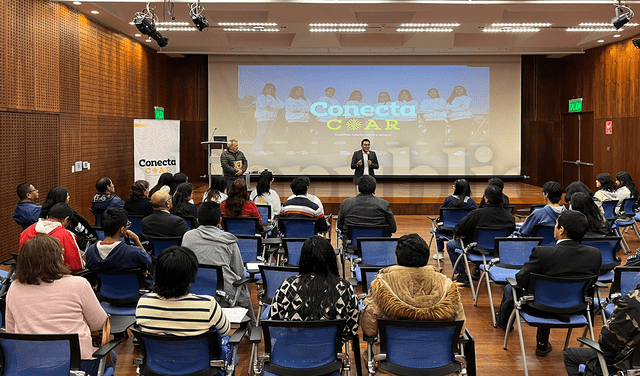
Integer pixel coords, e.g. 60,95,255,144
170,182,198,219
564,181,593,205
124,180,153,216
615,171,639,215
7,235,115,376
594,173,617,210
170,173,188,196
149,173,172,196
220,179,261,224
249,170,281,220
433,179,477,260
203,175,228,204
253,83,284,156
268,235,359,337
40,186,96,250
569,192,610,237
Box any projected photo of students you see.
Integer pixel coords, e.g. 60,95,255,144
419,88,448,153
253,83,285,156
373,92,392,121
446,85,474,147
285,86,312,155
396,89,419,151
316,87,341,152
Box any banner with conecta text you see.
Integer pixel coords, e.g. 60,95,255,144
134,119,180,186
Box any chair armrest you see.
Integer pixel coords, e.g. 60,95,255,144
0,258,15,266
249,326,263,344
233,277,257,287
577,337,603,353
362,334,377,343
92,338,121,358
595,281,608,290
229,326,247,346
506,278,518,288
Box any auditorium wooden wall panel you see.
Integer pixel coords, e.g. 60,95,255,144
34,0,60,113
0,0,6,110
59,5,80,114
592,117,640,181
6,0,35,110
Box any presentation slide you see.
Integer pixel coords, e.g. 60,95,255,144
208,56,521,177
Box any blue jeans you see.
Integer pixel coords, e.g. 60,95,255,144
446,239,465,275
81,351,117,376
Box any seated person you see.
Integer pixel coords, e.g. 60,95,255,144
433,179,477,259
518,180,565,237
249,170,281,220
279,176,327,235
564,284,640,376
20,203,84,271
361,234,466,365
170,182,198,219
124,180,154,216
220,179,262,225
478,177,510,208
91,177,125,211
337,175,396,237
142,191,190,238
149,172,172,197
40,186,97,250
570,192,610,237
136,246,230,337
182,201,255,325
203,175,228,204
6,235,115,376
14,182,41,228
268,235,359,337
85,208,152,276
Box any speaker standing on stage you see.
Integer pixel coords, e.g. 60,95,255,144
350,138,379,185
220,139,247,190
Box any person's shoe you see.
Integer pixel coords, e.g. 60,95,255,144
471,268,481,281
454,273,470,286
432,252,445,260
536,342,552,357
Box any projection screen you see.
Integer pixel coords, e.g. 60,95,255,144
208,55,521,177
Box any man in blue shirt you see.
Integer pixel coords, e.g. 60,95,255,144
14,183,41,229
518,181,565,237
91,177,125,211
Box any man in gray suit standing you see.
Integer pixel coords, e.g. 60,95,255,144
350,138,379,185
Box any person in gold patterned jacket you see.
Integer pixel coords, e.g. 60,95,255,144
360,233,466,375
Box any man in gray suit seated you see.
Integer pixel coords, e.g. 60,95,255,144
337,175,396,237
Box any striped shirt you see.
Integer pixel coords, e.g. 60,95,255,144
136,293,230,337
280,195,323,219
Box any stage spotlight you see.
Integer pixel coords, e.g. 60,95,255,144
612,1,634,29
633,38,640,49
133,4,168,47
189,2,209,31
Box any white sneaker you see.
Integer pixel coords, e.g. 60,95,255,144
432,252,445,260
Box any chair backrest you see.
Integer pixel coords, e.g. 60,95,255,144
527,273,597,314
377,319,464,375
438,207,474,230
145,235,183,257
602,200,619,220
357,237,399,266
95,268,145,306
256,204,271,223
190,264,224,296
581,236,622,272
281,218,317,238
236,235,262,264
282,238,306,266
360,265,386,295
494,237,543,268
180,215,197,229
131,328,222,376
0,332,82,376
128,214,145,235
348,226,386,247
611,266,640,297
620,198,636,217
90,207,104,227
261,319,346,375
222,217,260,236
471,226,514,253
505,205,515,214
530,204,546,213
532,224,556,246
257,265,299,304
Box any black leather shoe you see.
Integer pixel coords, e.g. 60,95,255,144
471,269,481,281
536,342,552,357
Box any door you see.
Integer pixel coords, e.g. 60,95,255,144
562,112,594,190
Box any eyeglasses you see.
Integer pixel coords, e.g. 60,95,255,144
126,221,131,229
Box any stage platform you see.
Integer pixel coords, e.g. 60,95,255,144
194,181,545,216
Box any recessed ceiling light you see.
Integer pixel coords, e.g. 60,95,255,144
397,28,454,33
135,33,142,37
491,23,551,27
309,23,368,27
73,1,81,5
91,10,99,14
483,28,540,33
400,23,459,27
598,39,605,42
614,34,621,37
580,22,638,27
566,27,621,32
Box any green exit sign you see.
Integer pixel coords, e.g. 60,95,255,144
568,98,583,113
154,106,165,120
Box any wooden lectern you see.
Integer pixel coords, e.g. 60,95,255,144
201,136,227,187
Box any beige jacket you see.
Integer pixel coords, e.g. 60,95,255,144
361,265,466,337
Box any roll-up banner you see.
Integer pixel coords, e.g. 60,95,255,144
134,119,180,185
